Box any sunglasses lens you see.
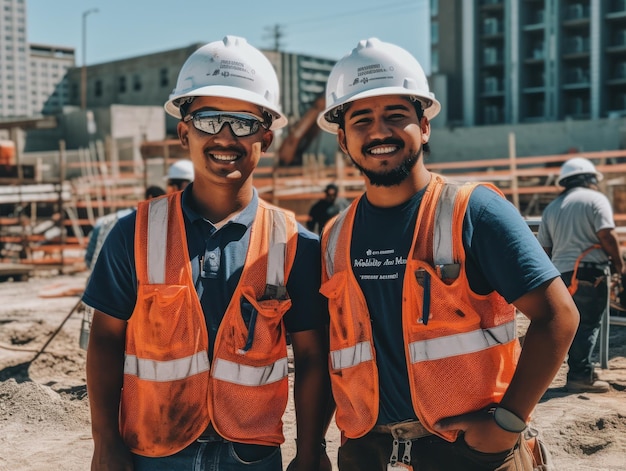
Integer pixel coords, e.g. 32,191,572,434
190,112,262,137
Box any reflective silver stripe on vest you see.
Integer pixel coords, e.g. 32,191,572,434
330,341,373,370
124,351,210,382
433,184,459,265
324,210,348,278
212,357,289,386
147,197,169,284
266,210,287,287
409,321,516,363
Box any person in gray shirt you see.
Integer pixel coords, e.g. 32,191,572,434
538,157,624,393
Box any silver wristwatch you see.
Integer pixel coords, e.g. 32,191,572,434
489,406,528,433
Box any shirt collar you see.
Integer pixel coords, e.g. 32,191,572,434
181,183,258,230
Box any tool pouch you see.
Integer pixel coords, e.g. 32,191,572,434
524,427,552,471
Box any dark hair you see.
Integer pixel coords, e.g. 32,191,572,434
145,185,166,199
167,179,189,191
325,183,339,193
330,98,430,153
560,173,598,190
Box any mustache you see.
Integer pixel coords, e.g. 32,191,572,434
362,138,404,154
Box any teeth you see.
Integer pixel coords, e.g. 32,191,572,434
370,146,396,155
211,153,238,162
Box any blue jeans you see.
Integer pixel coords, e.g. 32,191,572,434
133,440,282,471
561,267,610,381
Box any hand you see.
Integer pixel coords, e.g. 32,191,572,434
286,450,332,471
91,436,133,471
435,409,520,454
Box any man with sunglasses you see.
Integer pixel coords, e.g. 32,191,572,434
83,36,330,471
316,38,579,470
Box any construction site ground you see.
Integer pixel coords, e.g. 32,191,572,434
0,272,625,471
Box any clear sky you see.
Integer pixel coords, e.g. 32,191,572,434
27,0,431,72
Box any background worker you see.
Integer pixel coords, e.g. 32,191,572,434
165,158,194,193
84,36,330,471
538,157,624,393
316,38,579,470
306,183,350,234
84,185,165,270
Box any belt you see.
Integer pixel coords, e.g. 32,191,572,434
578,262,609,269
197,424,226,443
371,420,433,440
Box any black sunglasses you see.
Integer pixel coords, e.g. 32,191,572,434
183,111,267,137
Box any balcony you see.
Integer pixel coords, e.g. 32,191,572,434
563,36,590,55
564,4,589,21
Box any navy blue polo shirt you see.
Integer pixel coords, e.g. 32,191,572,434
82,185,328,357
350,184,559,425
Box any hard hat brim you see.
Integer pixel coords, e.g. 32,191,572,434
557,169,604,186
165,85,288,130
317,87,441,134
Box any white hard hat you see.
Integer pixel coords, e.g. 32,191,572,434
167,159,195,181
557,157,603,186
317,38,441,134
164,36,287,130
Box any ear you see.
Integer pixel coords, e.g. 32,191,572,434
261,130,274,152
337,128,348,155
420,117,431,144
177,121,189,149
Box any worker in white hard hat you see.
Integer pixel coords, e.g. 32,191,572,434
84,36,330,471
538,157,624,393
165,158,194,193
316,38,578,470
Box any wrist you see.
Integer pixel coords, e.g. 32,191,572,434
488,406,528,433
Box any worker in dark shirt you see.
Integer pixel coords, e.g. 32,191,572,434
306,183,350,234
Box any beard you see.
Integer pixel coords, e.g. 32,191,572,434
350,149,421,187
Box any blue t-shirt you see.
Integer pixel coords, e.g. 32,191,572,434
350,184,559,425
82,185,328,358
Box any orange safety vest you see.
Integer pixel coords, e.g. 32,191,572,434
320,175,520,442
121,192,298,457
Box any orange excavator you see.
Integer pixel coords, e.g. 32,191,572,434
277,93,327,166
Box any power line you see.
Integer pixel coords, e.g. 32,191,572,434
286,4,422,37
284,0,426,27
263,24,285,51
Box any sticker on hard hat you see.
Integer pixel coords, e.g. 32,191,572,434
209,60,256,82
357,63,387,76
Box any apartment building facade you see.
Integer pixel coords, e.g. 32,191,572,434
29,43,75,115
0,0,29,117
431,0,626,126
63,45,335,135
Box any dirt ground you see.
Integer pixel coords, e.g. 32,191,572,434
0,272,625,471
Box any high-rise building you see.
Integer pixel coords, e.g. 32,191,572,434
0,0,29,117
29,44,75,115
431,0,626,126
0,0,75,118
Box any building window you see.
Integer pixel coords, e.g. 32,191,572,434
431,49,439,73
431,21,439,45
95,79,103,97
133,75,142,91
119,76,126,93
160,68,169,87
430,0,438,16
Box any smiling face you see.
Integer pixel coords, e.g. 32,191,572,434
337,95,430,188
177,96,273,186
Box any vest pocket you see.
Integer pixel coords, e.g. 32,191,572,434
234,288,292,361
133,283,201,353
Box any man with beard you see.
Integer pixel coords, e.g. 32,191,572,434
316,38,579,471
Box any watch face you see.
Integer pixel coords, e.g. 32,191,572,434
493,407,527,433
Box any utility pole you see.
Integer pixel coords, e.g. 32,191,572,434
263,24,285,51
81,8,99,110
